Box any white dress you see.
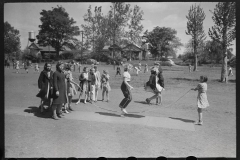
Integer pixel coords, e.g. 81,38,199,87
196,83,209,108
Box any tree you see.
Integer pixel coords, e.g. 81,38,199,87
186,4,206,71
37,6,80,59
4,21,21,58
144,27,182,59
208,2,236,83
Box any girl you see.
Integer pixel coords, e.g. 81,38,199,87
101,70,111,102
88,68,96,103
144,64,148,73
35,63,39,72
191,76,210,125
76,67,89,104
94,65,101,102
65,64,80,111
36,63,54,113
119,65,134,116
145,67,164,105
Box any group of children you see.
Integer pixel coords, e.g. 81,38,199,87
13,60,39,74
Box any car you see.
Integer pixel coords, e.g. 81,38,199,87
86,59,99,65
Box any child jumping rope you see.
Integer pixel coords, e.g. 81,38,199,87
191,75,210,125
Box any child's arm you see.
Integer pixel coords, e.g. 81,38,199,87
69,80,81,88
191,84,200,91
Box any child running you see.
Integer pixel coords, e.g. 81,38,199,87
191,75,210,125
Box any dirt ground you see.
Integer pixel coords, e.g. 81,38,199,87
4,63,236,158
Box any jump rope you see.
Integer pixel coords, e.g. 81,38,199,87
89,88,192,114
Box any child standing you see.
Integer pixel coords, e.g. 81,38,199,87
189,64,192,72
115,64,121,77
101,70,111,102
35,63,39,72
15,61,20,73
228,66,233,76
76,67,89,104
144,64,148,73
191,76,210,125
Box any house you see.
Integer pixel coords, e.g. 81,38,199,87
101,44,122,58
122,43,143,61
28,42,69,59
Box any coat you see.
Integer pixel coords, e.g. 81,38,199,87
36,70,54,99
52,70,67,104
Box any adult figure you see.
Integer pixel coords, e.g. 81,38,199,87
36,63,54,113
156,64,164,104
51,61,67,120
119,65,134,116
88,68,96,103
94,65,101,102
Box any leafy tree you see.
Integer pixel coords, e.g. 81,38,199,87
208,2,236,82
4,21,21,58
37,5,80,59
144,27,182,60
186,4,206,71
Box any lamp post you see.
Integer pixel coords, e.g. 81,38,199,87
80,31,84,64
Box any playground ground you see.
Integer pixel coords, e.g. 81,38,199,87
4,63,236,158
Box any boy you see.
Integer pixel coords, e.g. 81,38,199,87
115,64,121,77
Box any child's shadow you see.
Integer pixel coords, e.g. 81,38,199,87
168,117,195,123
134,101,149,105
24,106,52,119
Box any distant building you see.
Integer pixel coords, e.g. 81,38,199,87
28,42,69,59
122,43,143,61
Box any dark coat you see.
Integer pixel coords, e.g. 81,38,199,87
52,70,67,104
36,70,54,99
157,72,164,88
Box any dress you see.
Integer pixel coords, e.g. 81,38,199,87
196,83,209,108
65,70,77,96
94,71,101,90
79,72,89,94
101,74,111,91
52,70,67,105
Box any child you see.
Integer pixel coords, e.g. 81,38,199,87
115,64,121,77
189,64,192,72
144,64,148,73
15,61,20,73
88,68,96,103
24,61,29,73
135,66,140,76
101,70,111,102
94,65,101,102
228,66,233,76
65,64,80,111
191,76,210,125
76,67,89,104
138,61,142,71
35,63,39,72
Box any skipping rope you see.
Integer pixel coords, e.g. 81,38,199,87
90,89,192,114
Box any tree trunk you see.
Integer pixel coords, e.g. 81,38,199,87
220,51,228,83
193,41,198,71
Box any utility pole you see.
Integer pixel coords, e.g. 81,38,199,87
80,31,84,64
113,3,115,59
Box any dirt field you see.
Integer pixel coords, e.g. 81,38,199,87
4,63,236,158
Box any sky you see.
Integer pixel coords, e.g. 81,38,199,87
4,2,236,55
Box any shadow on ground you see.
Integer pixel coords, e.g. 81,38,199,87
95,111,145,118
24,106,52,119
170,78,199,81
134,101,149,105
169,117,195,123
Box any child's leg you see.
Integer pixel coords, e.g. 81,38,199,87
198,108,203,122
106,90,109,102
68,96,74,111
102,90,105,101
95,87,98,102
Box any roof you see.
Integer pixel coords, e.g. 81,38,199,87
109,44,122,50
122,43,143,52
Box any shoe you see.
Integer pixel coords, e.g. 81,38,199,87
194,121,203,125
102,99,104,102
68,106,74,111
64,110,69,114
52,115,58,120
122,108,128,114
146,98,150,104
57,114,62,118
75,101,80,105
83,101,87,104
106,100,109,103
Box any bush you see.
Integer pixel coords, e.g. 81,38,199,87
59,51,74,60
